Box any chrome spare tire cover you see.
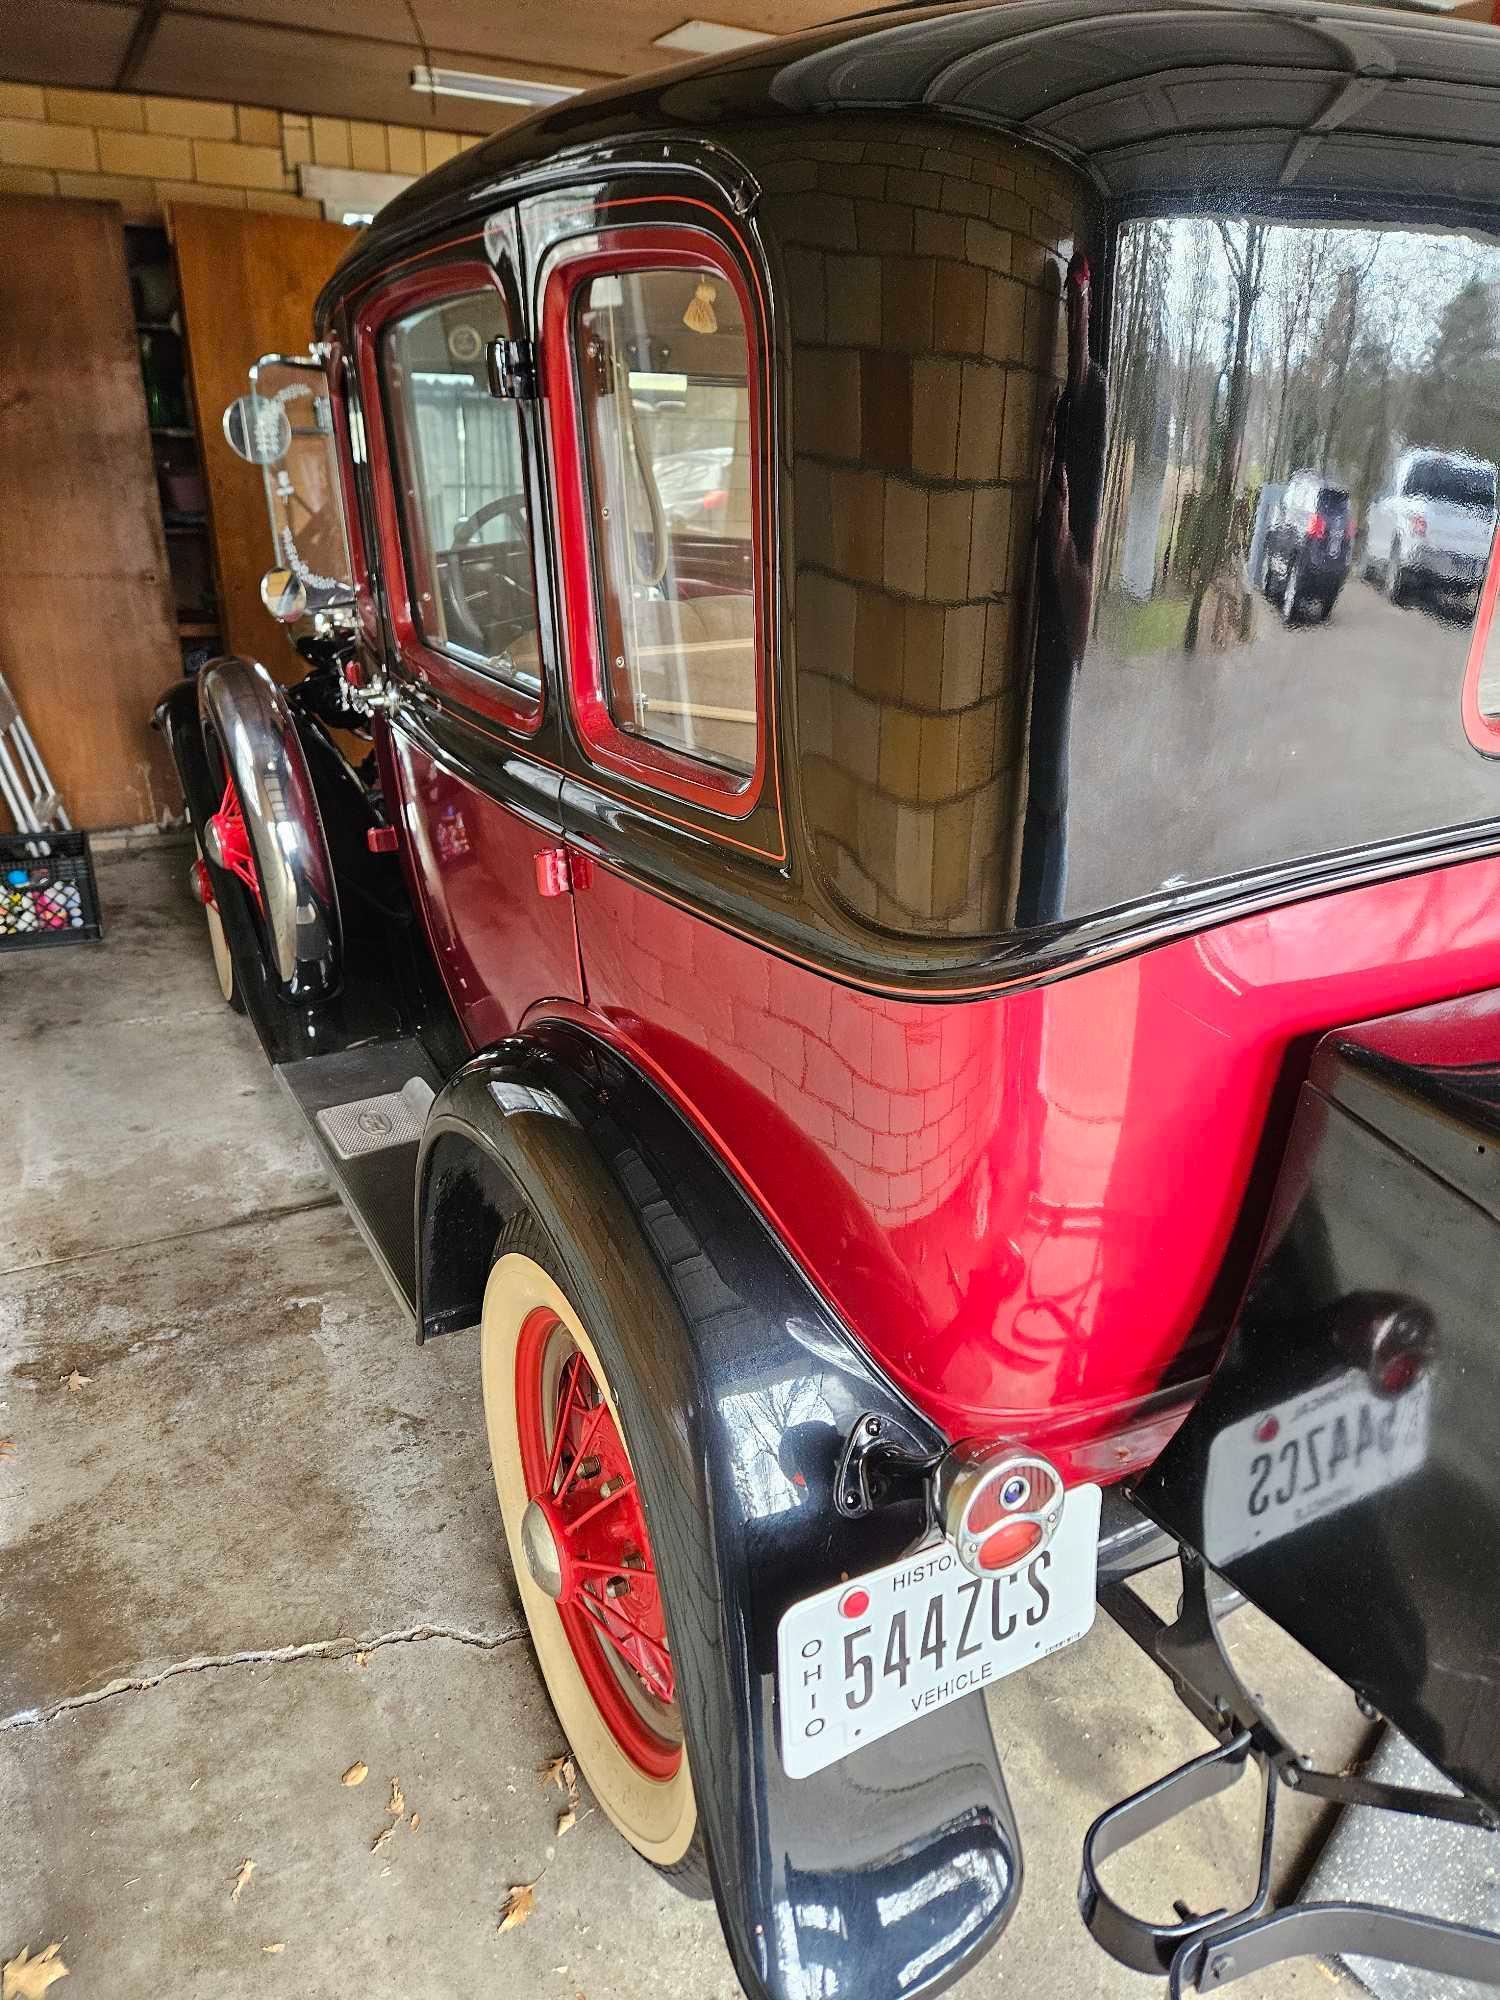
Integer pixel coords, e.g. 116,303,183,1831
197,654,342,1003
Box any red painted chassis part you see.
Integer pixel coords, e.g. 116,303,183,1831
514,1306,680,1780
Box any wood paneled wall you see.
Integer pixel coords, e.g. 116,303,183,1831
171,205,354,676
0,194,179,830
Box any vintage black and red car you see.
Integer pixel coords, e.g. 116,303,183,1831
154,2,1500,1992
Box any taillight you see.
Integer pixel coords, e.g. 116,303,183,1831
1411,513,1427,538
1308,512,1327,541
937,1442,1065,1578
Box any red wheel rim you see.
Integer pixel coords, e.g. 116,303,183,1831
514,1308,681,1780
207,774,263,911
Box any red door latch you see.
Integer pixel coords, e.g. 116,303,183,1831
534,847,593,898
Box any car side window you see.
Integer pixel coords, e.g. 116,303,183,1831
574,265,758,779
382,289,542,693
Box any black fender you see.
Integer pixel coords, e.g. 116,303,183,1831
417,1021,1022,2000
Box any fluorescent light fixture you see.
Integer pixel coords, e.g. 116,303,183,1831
409,66,581,108
652,18,775,55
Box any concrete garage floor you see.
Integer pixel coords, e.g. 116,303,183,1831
0,839,1372,2000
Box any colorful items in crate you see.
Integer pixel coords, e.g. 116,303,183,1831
0,865,86,937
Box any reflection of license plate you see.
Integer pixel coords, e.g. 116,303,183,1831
1203,1368,1431,1567
776,1485,1101,1780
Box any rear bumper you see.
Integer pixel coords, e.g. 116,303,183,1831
1408,546,1486,585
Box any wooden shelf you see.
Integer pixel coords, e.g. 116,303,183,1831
176,619,220,639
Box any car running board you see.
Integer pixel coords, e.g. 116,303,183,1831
275,1037,440,1320
1082,1551,1500,1993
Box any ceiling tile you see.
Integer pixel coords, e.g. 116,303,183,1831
0,1,142,89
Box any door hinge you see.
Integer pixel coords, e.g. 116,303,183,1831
534,847,593,898
487,335,537,402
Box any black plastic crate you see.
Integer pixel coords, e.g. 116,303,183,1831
0,829,103,950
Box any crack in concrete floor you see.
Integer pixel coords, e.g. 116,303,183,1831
0,1193,342,1281
1,1621,527,1734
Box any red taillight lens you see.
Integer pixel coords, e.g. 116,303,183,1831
977,1519,1042,1571
1309,512,1327,541
1379,1350,1422,1397
1411,513,1427,538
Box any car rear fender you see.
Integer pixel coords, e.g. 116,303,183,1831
416,1021,1023,2000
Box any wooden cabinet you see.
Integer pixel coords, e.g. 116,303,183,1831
0,195,180,831
171,206,355,677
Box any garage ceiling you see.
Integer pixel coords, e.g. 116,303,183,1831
0,0,847,132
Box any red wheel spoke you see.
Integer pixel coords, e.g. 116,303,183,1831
208,776,263,908
542,1352,583,1491
563,1473,635,1537
515,1313,680,1771
580,1596,673,1676
554,1399,608,1502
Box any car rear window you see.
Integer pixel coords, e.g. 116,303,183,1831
1407,458,1497,511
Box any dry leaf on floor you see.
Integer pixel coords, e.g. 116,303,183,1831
261,1944,284,1956
230,1859,254,1904
555,1808,576,1838
369,1823,397,1854
0,1442,15,1461
2,1943,69,1999
340,1762,368,1788
354,1651,370,1668
540,1754,575,1795
497,1881,538,1934
409,1813,421,1831
387,1779,404,1819
61,1371,90,1394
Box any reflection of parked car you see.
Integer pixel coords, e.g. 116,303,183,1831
1364,449,1497,614
1262,471,1352,623
652,445,736,523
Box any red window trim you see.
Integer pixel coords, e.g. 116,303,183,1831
354,256,543,738
542,225,770,821
1462,522,1500,757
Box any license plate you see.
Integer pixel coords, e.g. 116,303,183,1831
776,1485,1101,1779
1203,1366,1431,1567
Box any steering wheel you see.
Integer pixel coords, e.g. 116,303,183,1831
441,495,531,656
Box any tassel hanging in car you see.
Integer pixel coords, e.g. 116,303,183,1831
683,275,718,334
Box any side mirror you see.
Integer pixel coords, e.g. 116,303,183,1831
224,393,290,465
260,567,308,623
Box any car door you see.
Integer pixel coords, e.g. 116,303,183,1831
355,222,583,1048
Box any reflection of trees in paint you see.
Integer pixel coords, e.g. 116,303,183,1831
1097,217,1500,652
1184,222,1267,654
1410,276,1500,462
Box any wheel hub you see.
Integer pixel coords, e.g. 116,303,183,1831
521,1498,567,1600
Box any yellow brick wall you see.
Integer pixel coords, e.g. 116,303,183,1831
0,81,470,223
